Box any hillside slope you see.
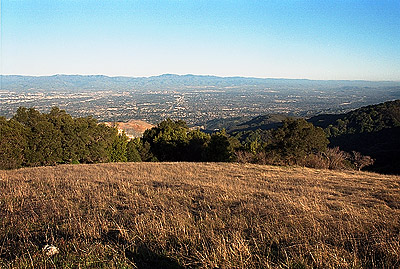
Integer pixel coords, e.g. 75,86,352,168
104,120,154,138
309,99,400,174
1,162,399,268
309,99,400,134
202,114,289,133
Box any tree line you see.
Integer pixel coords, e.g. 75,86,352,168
0,107,372,171
0,107,126,169
307,99,400,174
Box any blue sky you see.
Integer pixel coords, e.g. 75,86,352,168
1,0,399,80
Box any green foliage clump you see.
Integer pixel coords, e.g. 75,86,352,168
235,119,330,167
269,118,329,164
186,129,211,161
0,107,128,169
142,119,239,162
13,107,63,166
326,99,400,137
207,129,239,162
315,100,400,174
126,139,142,162
143,119,207,161
3,106,380,171
109,132,128,162
143,119,190,161
0,117,27,169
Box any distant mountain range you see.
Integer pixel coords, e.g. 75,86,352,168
1,74,399,92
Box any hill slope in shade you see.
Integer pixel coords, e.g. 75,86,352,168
1,162,399,268
309,99,400,133
202,114,289,133
308,99,400,174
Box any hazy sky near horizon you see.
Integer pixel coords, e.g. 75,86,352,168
1,0,399,80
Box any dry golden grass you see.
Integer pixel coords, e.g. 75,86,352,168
0,162,399,268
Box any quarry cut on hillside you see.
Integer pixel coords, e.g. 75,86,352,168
104,120,154,138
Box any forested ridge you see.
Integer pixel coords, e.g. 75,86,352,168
308,99,400,174
309,99,400,136
3,99,399,173
1,106,374,173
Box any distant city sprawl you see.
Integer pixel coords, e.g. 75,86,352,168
0,75,399,125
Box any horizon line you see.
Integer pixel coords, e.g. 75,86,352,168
1,73,399,83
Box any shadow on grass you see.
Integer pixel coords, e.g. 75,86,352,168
125,244,184,269
102,229,184,268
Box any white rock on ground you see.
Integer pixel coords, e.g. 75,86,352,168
43,245,59,256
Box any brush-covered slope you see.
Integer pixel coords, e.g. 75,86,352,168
309,99,400,174
202,114,289,133
1,162,399,268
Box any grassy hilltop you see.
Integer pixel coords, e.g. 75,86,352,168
1,162,399,268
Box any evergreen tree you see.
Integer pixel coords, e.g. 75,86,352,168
13,107,63,166
143,118,189,161
109,132,128,162
7,107,120,167
86,121,115,163
207,129,237,162
186,129,211,161
126,139,142,162
47,107,77,163
0,117,27,169
270,118,329,164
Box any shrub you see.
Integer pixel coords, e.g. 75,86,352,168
269,119,329,165
351,151,374,171
324,147,352,170
303,154,329,169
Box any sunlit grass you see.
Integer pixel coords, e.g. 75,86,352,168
1,162,399,268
